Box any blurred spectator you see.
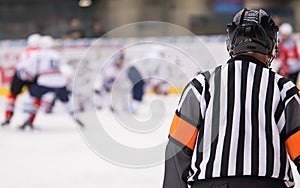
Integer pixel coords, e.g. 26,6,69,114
90,21,106,38
278,23,300,84
63,18,85,39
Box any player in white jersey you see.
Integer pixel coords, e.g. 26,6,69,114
151,50,172,95
43,62,74,113
18,36,83,129
1,33,41,126
95,50,145,113
140,49,171,95
95,51,126,110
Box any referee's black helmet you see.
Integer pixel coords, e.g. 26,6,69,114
226,8,279,58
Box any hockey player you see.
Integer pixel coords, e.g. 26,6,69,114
43,62,74,114
278,23,300,84
127,65,145,113
95,50,145,113
1,33,41,126
149,50,171,95
95,51,126,111
18,36,83,129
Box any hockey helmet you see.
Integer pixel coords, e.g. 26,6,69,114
279,23,293,36
27,33,41,47
226,8,278,58
40,35,55,48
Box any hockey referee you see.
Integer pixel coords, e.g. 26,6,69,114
163,8,300,188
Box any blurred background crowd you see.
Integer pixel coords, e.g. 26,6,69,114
0,0,300,39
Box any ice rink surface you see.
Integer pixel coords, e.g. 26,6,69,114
0,94,171,188
0,94,299,188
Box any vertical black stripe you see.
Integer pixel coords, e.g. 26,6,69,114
236,61,249,175
194,73,211,179
265,71,275,176
251,65,262,176
278,133,287,179
202,71,211,83
275,77,295,125
275,99,285,124
197,106,205,129
194,123,204,179
203,72,211,106
221,62,235,176
205,66,222,178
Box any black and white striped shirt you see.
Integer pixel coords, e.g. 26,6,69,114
166,55,300,187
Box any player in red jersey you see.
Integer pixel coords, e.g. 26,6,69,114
1,33,41,126
278,23,300,84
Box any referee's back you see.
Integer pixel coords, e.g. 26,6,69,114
163,8,300,188
184,55,299,187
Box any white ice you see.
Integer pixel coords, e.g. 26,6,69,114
0,94,299,188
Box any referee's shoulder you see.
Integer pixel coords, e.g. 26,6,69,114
194,73,206,84
192,69,211,85
189,66,221,94
274,73,299,100
194,65,220,82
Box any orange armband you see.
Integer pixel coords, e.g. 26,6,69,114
286,130,300,161
169,114,198,151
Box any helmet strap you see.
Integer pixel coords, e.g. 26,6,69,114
266,56,273,68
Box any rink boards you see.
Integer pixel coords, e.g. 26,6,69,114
0,34,300,96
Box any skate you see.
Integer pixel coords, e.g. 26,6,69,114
18,120,34,130
1,118,11,126
45,107,53,114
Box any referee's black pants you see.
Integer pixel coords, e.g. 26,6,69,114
191,176,287,188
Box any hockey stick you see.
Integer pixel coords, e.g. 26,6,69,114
74,118,85,127
69,111,85,127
